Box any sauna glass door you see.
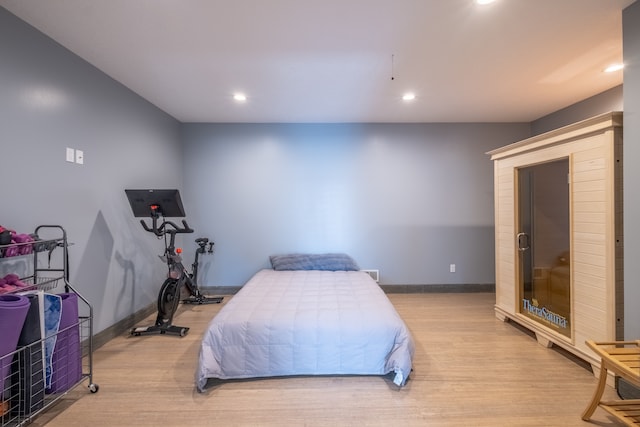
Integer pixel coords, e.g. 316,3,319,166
517,159,571,338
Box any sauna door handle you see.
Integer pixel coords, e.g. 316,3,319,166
517,232,530,252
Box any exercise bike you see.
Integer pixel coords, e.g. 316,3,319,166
125,189,223,337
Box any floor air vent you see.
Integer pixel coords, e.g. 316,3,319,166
361,269,379,282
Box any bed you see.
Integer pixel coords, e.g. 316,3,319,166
196,254,415,391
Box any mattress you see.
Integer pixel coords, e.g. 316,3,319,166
196,269,414,391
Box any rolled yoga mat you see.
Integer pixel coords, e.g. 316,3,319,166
46,293,81,393
11,294,44,415
0,294,31,400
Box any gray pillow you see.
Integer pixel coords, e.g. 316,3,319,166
269,253,360,271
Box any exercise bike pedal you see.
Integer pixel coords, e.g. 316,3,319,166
182,295,223,305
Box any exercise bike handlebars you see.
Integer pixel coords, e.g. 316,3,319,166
140,216,194,237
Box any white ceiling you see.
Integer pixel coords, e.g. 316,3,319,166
1,0,635,123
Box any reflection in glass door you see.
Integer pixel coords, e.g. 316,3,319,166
517,159,571,338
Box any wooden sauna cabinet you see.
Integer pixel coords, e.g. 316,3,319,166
487,112,623,371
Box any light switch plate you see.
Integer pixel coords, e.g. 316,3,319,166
75,149,84,164
66,147,75,162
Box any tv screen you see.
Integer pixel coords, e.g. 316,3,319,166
125,189,186,218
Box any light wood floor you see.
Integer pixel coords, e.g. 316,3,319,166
31,292,625,426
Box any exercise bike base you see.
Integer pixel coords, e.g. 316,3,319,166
130,324,190,337
182,295,223,305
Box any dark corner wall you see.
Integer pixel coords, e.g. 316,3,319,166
1,2,638,338
623,0,640,340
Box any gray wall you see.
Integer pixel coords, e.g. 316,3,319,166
181,122,530,287
0,8,183,333
531,85,623,135
623,1,640,341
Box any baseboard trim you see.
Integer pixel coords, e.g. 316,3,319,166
202,286,242,295
380,283,495,293
91,302,156,350
618,377,640,399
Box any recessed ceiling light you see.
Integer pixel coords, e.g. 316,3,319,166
233,93,247,102
402,93,416,101
604,63,624,73
476,0,496,5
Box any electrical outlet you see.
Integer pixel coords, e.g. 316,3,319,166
449,264,456,273
66,147,75,162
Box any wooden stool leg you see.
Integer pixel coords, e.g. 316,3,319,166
582,364,608,421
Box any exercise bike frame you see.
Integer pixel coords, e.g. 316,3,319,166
131,209,223,337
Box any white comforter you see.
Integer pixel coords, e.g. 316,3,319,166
196,269,414,391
